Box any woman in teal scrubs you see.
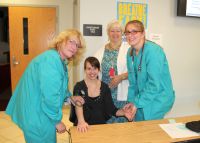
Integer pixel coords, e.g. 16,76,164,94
124,20,175,121
6,29,85,143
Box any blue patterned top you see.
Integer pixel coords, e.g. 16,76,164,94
101,48,128,123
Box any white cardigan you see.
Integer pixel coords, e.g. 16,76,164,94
94,42,130,101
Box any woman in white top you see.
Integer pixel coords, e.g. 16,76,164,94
95,20,130,123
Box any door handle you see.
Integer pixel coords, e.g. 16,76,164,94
12,56,20,66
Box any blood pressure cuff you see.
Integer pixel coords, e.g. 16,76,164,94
185,120,200,133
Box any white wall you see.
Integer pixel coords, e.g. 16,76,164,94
79,0,200,118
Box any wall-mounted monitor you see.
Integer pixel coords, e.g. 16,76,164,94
177,0,200,18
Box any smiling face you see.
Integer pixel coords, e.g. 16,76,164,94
59,37,80,60
124,20,145,50
84,57,100,80
125,24,145,48
108,24,122,43
85,62,100,80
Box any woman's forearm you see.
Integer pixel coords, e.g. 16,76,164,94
75,106,85,123
115,108,125,117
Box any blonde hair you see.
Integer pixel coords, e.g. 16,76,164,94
49,29,86,64
106,20,124,35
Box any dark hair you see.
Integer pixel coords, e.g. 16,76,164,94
84,57,100,70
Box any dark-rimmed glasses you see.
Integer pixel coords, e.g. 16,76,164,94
124,30,142,36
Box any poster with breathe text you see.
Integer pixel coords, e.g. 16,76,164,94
117,1,148,29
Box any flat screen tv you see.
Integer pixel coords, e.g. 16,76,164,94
177,0,200,18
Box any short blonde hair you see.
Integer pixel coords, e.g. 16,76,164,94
106,20,124,35
49,29,86,63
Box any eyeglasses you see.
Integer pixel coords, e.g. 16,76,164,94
124,30,142,36
68,39,80,48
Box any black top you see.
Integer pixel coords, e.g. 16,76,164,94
69,80,118,125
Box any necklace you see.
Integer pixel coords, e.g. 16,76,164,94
106,42,121,50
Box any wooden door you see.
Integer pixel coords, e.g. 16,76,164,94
9,6,56,91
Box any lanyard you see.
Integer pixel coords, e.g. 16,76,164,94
132,44,144,72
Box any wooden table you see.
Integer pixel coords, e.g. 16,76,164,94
70,115,200,143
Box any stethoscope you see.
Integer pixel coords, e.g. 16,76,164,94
132,44,144,72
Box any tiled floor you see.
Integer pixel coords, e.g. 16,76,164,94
0,105,73,143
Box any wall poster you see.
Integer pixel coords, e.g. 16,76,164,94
117,0,148,29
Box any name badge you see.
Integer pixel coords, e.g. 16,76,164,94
109,67,115,78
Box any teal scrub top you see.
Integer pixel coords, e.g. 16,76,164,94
127,41,175,121
6,49,71,142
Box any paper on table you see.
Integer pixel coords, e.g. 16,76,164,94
159,123,199,138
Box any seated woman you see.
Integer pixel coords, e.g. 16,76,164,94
69,57,136,132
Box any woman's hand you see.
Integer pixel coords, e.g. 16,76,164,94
56,122,66,134
77,121,89,133
70,96,85,106
109,75,122,88
123,103,137,121
109,73,127,88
